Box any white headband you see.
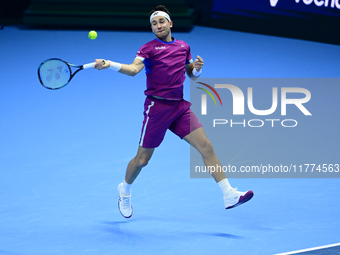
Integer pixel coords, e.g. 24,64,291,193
150,11,171,24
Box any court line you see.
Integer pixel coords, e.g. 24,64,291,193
273,242,340,255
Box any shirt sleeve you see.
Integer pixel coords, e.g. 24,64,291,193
135,44,149,62
135,43,153,74
186,45,193,65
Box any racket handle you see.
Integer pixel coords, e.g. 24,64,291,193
83,62,96,69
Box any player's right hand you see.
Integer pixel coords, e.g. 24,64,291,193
94,59,110,70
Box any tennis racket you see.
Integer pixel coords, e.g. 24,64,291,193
38,58,96,90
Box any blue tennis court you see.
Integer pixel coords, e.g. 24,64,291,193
0,25,340,255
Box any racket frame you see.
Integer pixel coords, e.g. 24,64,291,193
38,58,93,90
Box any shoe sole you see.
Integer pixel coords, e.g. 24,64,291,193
118,198,133,218
226,190,254,209
118,183,133,218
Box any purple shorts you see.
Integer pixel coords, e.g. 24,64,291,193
139,96,203,148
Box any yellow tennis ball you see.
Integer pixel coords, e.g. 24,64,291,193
88,30,97,40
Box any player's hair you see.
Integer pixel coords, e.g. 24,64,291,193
149,5,171,19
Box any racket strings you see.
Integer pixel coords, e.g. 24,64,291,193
39,60,71,89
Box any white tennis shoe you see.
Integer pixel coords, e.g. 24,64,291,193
118,183,133,218
224,188,254,209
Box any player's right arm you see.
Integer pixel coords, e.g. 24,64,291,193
94,58,145,77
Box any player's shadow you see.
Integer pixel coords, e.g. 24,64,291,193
102,221,244,239
200,232,244,239
102,221,130,225
100,221,140,238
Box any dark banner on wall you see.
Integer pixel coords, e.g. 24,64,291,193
210,0,340,44
213,0,340,18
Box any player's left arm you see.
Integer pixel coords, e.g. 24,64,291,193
185,55,204,80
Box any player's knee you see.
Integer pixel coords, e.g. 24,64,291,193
135,157,149,168
201,139,215,157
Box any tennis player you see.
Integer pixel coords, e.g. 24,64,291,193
94,5,253,218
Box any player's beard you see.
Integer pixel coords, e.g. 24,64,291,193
156,27,171,41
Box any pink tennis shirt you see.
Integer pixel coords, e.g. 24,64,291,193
135,38,193,100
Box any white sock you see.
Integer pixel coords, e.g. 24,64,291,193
218,179,233,197
122,180,131,195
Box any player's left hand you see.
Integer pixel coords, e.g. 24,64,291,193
194,55,204,72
